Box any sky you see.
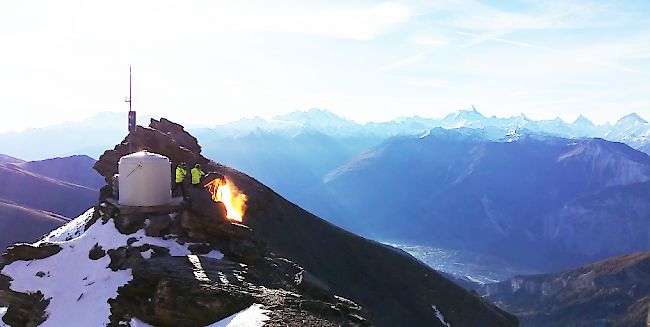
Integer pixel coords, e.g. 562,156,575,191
1,0,649,132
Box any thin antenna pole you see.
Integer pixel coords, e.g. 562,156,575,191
126,65,135,154
129,65,132,112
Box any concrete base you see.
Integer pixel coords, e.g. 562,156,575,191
106,197,184,215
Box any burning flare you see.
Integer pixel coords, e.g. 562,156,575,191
204,177,247,222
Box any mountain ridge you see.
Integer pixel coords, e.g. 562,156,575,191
320,131,650,271
482,249,650,327
5,108,650,160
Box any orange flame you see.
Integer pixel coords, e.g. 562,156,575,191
204,178,247,222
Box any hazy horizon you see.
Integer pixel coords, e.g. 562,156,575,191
2,0,649,133
1,106,647,134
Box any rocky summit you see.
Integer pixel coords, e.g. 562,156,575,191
0,118,518,327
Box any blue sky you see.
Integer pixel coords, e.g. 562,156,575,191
1,0,649,132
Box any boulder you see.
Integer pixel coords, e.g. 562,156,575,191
109,256,254,327
144,214,174,237
0,289,49,327
113,214,147,235
88,244,106,260
2,243,62,266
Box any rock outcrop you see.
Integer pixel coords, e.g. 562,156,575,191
482,250,650,327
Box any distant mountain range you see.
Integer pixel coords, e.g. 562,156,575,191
190,107,650,153
0,112,159,160
4,108,650,160
0,155,101,255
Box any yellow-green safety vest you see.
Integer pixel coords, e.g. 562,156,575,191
175,166,186,183
191,168,205,185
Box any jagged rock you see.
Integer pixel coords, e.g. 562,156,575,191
138,244,171,258
88,244,106,260
179,209,252,242
299,300,342,317
109,256,254,327
94,123,209,185
295,270,334,302
222,222,253,239
0,289,49,327
188,197,227,220
144,214,173,237
107,246,145,271
108,242,174,266
0,273,49,327
187,243,213,255
226,239,261,265
148,118,202,156
2,243,62,265
113,214,147,235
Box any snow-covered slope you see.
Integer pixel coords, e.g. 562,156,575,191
1,209,223,327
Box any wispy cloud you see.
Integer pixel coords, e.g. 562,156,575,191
435,0,634,32
380,51,428,71
456,31,650,76
212,1,414,40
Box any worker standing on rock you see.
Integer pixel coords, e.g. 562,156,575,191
172,162,188,200
191,163,206,187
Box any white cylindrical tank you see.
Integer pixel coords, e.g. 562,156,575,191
118,151,172,206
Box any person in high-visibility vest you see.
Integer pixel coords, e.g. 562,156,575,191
172,162,187,199
191,163,206,186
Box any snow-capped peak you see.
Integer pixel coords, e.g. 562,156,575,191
442,106,487,128
572,115,596,128
272,108,356,128
616,113,648,126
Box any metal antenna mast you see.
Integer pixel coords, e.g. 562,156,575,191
126,66,131,111
126,66,136,153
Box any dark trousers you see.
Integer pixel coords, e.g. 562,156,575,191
172,181,187,199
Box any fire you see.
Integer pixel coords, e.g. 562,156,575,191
204,177,247,222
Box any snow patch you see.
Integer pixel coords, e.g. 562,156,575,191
2,214,133,327
1,208,224,327
130,303,270,327
432,305,451,327
42,208,95,242
0,307,8,327
208,304,270,327
203,250,225,260
141,249,154,259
